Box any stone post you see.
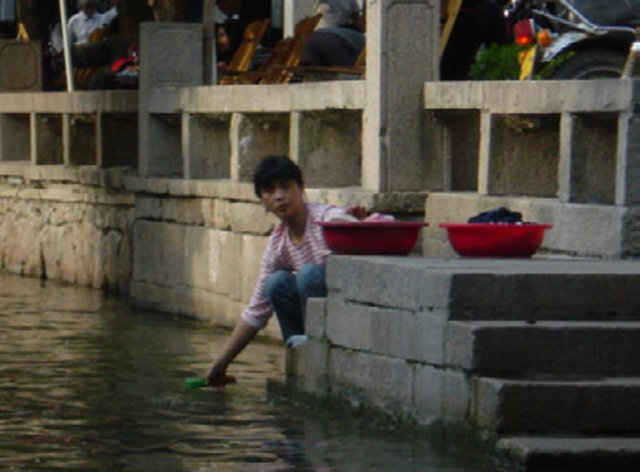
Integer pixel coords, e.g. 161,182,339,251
138,23,203,178
362,0,440,192
617,80,640,205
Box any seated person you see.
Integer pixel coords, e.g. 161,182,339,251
69,0,129,69
68,0,104,45
205,155,366,388
301,0,365,67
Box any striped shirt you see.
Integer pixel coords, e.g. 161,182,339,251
242,202,348,329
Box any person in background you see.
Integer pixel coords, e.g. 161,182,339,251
101,0,119,29
67,0,103,45
300,0,365,67
205,156,365,388
67,0,129,70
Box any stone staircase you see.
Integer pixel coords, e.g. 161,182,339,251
288,257,640,471
449,318,640,470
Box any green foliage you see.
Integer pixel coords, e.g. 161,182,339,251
468,44,526,80
534,51,576,79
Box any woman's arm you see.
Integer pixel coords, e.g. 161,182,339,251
206,319,260,387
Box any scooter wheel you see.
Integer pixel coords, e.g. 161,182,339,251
545,49,627,80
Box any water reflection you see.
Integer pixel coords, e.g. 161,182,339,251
0,274,502,471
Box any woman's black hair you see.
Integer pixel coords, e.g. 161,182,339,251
253,155,304,198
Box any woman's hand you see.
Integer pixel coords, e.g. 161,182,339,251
346,205,367,220
205,361,237,388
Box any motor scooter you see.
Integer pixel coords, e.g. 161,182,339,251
505,0,640,79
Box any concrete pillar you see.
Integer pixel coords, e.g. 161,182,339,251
558,112,574,203
139,23,203,178
62,113,71,166
361,0,440,192
617,82,640,206
478,112,492,195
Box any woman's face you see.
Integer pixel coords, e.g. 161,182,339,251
259,179,305,222
217,27,231,53
82,3,97,17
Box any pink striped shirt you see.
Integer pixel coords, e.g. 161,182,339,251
242,202,348,329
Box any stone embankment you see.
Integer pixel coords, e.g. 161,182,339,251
0,166,134,291
287,256,640,470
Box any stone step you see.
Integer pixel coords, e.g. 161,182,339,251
473,377,640,434
327,258,640,321
496,436,640,471
447,320,640,375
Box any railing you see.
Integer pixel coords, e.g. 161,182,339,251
0,90,138,169
424,79,640,206
140,81,365,188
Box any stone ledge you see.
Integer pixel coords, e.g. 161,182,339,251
497,436,640,470
148,81,366,114
123,178,427,214
424,80,634,114
0,90,138,113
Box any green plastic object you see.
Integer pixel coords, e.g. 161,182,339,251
184,377,207,388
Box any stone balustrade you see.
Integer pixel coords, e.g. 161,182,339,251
140,82,365,188
422,79,640,259
0,91,138,168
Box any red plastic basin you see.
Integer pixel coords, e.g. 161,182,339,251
317,221,429,255
439,223,553,258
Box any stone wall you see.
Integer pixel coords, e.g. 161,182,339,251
0,166,134,292
125,176,426,336
287,256,640,433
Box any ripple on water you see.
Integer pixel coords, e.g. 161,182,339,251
0,274,504,472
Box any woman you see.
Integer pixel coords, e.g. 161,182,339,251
206,155,364,388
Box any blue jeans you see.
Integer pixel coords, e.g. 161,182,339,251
264,264,327,343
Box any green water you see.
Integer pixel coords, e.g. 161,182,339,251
0,274,506,471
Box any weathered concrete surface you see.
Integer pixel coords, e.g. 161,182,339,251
0,167,134,291
447,320,640,374
474,377,640,433
423,193,629,258
497,437,640,471
288,256,640,470
127,180,426,333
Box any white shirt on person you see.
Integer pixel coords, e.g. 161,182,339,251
68,10,104,45
102,7,118,27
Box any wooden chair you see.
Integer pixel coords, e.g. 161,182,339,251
258,14,321,84
218,19,270,85
440,0,462,56
226,14,321,85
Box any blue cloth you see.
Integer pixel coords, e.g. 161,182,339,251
265,264,327,343
468,207,523,223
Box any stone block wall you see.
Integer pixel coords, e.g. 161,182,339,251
129,184,276,332
0,166,134,292
287,257,640,431
126,177,426,335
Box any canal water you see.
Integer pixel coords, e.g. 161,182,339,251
0,274,508,471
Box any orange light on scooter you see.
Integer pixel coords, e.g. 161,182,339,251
513,19,534,46
536,29,552,48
